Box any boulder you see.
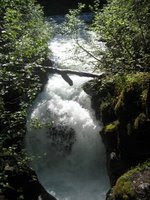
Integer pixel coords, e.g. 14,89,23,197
106,163,150,200
3,165,57,200
47,124,76,154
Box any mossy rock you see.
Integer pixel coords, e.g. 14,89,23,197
83,79,101,96
101,121,119,152
47,124,75,153
115,85,142,122
134,113,147,130
104,120,120,134
111,161,150,200
98,78,116,98
101,100,116,125
141,89,148,106
84,76,116,99
113,179,135,200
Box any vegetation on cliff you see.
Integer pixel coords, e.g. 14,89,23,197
82,1,150,198
84,72,150,199
0,0,50,198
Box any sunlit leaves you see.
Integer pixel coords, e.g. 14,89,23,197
0,0,51,194
1,1,51,65
63,3,85,35
91,0,150,72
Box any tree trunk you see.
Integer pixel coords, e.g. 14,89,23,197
34,65,105,86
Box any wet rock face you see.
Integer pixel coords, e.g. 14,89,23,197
83,73,150,200
132,170,150,200
47,124,76,154
3,166,57,200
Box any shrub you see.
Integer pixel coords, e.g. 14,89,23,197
91,0,150,72
0,0,51,197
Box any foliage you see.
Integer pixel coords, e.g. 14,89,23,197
46,0,150,78
62,3,85,35
29,118,52,129
91,0,150,72
0,0,51,64
66,0,150,73
0,0,51,197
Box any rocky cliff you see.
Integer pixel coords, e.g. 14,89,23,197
83,72,150,200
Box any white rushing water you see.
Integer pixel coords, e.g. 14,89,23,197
26,16,109,200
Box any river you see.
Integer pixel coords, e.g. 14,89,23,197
26,15,109,200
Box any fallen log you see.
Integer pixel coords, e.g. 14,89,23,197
36,65,105,77
34,65,105,86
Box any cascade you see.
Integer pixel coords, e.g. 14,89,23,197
26,16,109,200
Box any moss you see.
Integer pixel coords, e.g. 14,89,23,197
114,84,142,122
83,79,101,96
141,89,148,104
112,161,150,200
99,78,116,97
113,179,135,200
112,73,150,93
0,97,4,114
126,123,133,135
104,120,119,133
134,113,147,130
100,100,116,125
125,73,150,86
85,73,150,198
114,90,124,115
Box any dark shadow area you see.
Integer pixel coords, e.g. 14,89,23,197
37,0,107,15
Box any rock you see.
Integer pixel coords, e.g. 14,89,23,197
107,153,128,186
47,124,75,154
3,185,18,200
106,189,113,200
110,152,117,160
42,59,53,67
3,165,57,200
40,184,57,200
100,101,117,125
0,196,6,200
138,183,150,190
114,86,141,123
83,73,150,199
101,121,119,154
21,168,57,200
106,163,150,200
23,180,57,200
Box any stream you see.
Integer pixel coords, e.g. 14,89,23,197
26,15,109,200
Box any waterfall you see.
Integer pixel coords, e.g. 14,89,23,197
26,16,109,200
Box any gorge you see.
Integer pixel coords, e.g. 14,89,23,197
26,16,109,200
1,1,150,199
